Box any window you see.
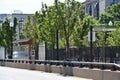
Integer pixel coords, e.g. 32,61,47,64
19,18,24,23
86,5,92,15
110,0,116,5
93,2,99,19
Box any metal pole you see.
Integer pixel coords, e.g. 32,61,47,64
104,32,107,62
90,26,93,62
10,27,13,59
56,29,59,60
18,21,21,39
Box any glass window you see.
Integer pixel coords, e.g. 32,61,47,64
93,2,99,19
86,5,92,15
89,5,92,15
93,2,98,9
0,14,7,21
110,0,115,5
19,17,24,23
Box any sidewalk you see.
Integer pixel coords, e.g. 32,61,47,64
0,66,92,80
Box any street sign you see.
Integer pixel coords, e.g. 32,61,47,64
93,27,116,32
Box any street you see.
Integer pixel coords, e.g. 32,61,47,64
0,66,92,80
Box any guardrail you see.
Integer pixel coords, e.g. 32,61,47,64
0,59,120,71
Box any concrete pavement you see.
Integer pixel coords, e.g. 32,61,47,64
0,66,92,80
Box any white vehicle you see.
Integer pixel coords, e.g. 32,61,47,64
13,51,28,59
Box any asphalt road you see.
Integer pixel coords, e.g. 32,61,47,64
0,66,92,80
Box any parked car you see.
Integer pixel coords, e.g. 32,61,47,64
13,51,28,59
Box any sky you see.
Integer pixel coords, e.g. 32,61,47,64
0,0,85,14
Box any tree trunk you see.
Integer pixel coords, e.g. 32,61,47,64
35,44,39,60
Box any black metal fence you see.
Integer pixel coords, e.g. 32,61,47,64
0,59,120,71
46,46,120,64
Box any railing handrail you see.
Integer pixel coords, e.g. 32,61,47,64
0,59,120,71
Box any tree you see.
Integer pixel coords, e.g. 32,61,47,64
22,0,100,50
99,3,120,24
99,13,114,24
0,17,17,55
55,0,85,48
107,3,120,20
99,3,120,47
22,0,85,49
80,16,100,47
110,21,120,46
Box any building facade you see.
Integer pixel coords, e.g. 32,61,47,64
0,12,32,40
0,14,11,26
11,13,32,40
84,0,120,19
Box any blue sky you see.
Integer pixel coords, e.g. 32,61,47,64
0,0,85,14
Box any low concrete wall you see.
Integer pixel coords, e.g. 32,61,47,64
39,64,46,71
0,61,5,66
73,67,101,80
103,70,120,80
5,62,15,68
73,67,120,80
51,65,63,74
35,64,41,71
3,62,120,80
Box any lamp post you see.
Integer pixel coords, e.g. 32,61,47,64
10,22,13,59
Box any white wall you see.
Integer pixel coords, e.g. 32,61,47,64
99,0,106,14
38,42,45,60
0,47,5,59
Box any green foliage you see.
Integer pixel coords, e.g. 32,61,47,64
0,17,17,51
106,36,115,46
1,1,120,49
107,3,120,20
98,3,120,47
21,0,120,48
54,0,85,48
22,0,120,48
99,13,114,24
22,0,85,48
111,22,120,46
114,21,120,28
79,16,99,46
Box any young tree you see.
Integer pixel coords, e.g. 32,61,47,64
0,17,17,57
55,0,85,48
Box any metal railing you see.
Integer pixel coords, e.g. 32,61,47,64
0,59,120,71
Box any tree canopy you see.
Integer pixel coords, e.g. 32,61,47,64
1,0,120,51
0,17,17,52
21,0,120,48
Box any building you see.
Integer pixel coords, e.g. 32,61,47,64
0,11,32,40
84,0,120,19
0,14,11,26
11,13,32,40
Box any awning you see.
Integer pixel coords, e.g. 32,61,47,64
13,38,33,45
